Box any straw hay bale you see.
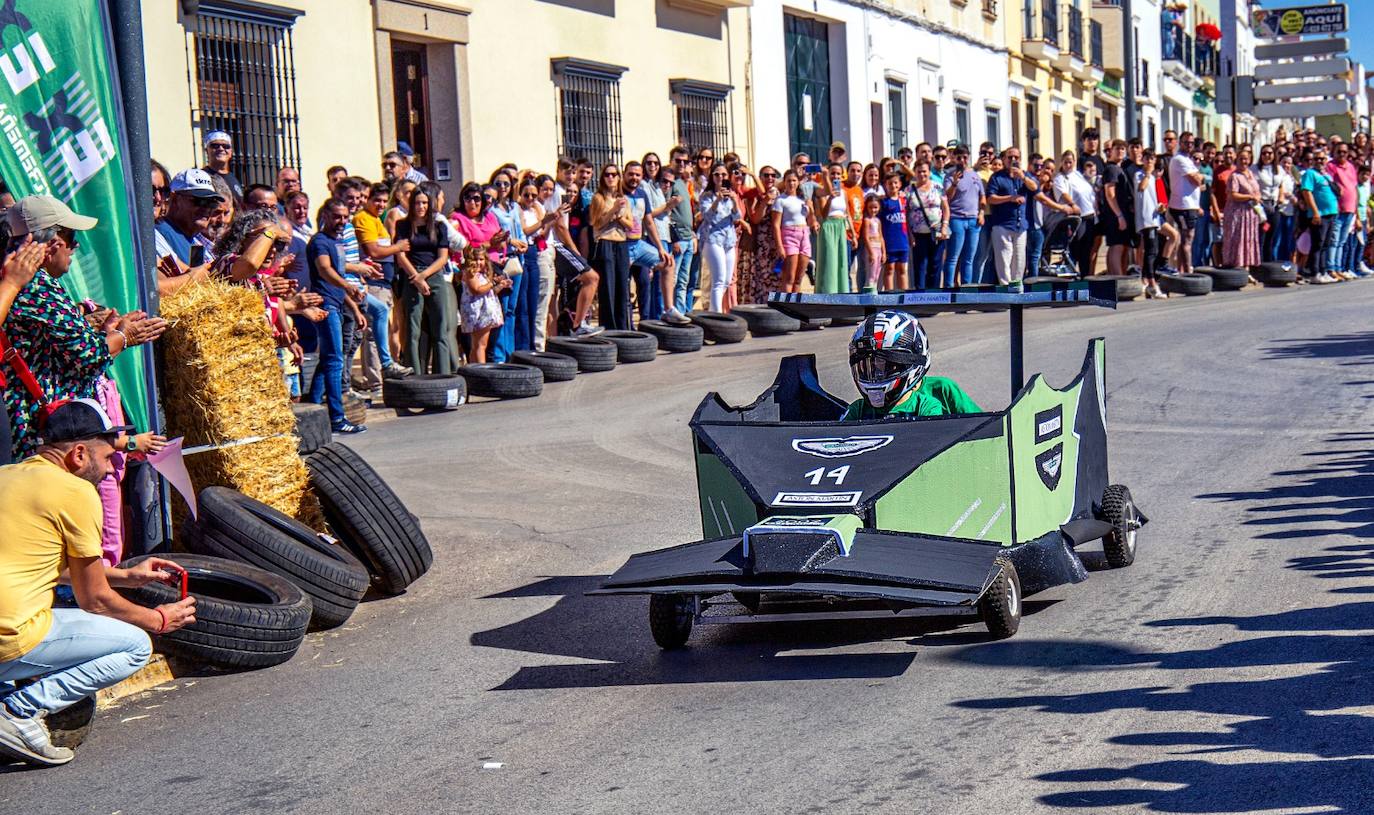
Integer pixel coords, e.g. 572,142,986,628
160,279,322,527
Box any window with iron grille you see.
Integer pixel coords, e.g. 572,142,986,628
186,1,302,189
671,79,731,157
985,107,1001,148
886,80,907,157
552,59,625,168
955,100,972,148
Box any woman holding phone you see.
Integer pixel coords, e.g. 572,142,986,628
771,170,813,294
812,162,854,292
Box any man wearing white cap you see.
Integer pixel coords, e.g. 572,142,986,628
201,130,243,202
2,196,166,460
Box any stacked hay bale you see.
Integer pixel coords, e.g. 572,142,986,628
159,280,323,528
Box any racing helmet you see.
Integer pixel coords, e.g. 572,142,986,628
850,310,930,410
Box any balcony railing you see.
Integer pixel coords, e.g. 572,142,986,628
1067,5,1085,58
1161,23,1217,78
1043,2,1060,47
1090,19,1103,67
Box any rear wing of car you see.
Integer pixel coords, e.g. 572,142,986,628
768,279,1117,399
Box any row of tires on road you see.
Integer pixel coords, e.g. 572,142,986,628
1041,261,1298,300
116,442,432,671
375,305,850,410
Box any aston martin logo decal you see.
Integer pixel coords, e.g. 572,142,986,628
1036,443,1063,490
792,435,894,458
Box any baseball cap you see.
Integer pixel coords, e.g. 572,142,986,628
39,398,133,445
170,168,225,201
6,195,98,235
396,140,415,158
829,141,846,152
203,130,232,148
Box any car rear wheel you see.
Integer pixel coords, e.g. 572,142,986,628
648,594,694,650
1099,484,1140,568
978,559,1021,639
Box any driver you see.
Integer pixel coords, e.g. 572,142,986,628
843,310,981,419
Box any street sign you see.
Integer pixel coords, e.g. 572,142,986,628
1254,98,1351,119
1216,75,1255,115
1254,37,1348,61
1252,77,1349,100
1252,4,1348,38
1254,57,1350,81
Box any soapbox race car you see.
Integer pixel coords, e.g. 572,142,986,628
591,280,1147,647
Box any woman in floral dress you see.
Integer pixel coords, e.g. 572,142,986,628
742,165,782,304
1222,145,1263,269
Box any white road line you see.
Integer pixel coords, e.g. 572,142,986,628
978,502,1007,538
947,498,982,536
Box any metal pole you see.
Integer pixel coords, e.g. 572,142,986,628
1123,0,1137,139
1009,305,1025,397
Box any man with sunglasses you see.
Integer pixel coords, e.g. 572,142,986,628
841,310,980,420
154,168,225,266
200,130,243,203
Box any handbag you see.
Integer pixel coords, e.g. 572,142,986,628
501,256,523,277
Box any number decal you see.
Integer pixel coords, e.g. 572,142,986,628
804,466,850,486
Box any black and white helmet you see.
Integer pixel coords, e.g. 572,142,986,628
849,310,930,410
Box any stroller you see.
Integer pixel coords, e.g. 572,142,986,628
1038,211,1083,278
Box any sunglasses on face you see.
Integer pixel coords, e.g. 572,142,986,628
209,144,231,152
463,194,482,202
604,171,620,178
191,197,220,209
760,172,778,179
645,160,660,166
673,158,688,165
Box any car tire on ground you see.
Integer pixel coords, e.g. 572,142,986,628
648,593,694,650
1098,484,1140,568
1195,266,1250,291
118,554,311,671
799,317,832,331
638,320,704,353
291,403,330,455
978,559,1021,639
1158,272,1213,296
599,330,659,363
689,311,748,344
1252,261,1297,286
510,350,578,382
731,304,800,336
458,363,544,399
342,393,368,426
306,443,433,594
181,487,370,629
383,374,467,412
1091,274,1145,301
546,336,618,372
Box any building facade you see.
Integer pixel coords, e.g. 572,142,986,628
1006,0,1109,161
1095,0,1164,149
144,0,750,208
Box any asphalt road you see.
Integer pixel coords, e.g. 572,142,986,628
6,281,1374,815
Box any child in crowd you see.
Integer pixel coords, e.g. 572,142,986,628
861,194,885,290
880,174,909,290
460,246,508,363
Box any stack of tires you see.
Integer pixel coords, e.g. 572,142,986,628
1158,271,1213,296
731,304,800,337
118,443,431,672
1194,266,1249,291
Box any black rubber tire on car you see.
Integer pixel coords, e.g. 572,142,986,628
306,443,432,594
181,486,370,629
546,336,618,372
511,350,578,382
1252,261,1297,286
382,374,467,412
689,311,748,344
118,554,311,671
1159,272,1213,296
599,330,659,363
648,593,694,650
731,304,801,336
458,363,544,399
1196,266,1250,291
1098,484,1140,568
978,559,1021,639
291,403,330,456
1092,274,1145,301
638,319,704,353
46,694,95,749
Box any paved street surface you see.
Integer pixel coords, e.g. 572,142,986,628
6,282,1374,814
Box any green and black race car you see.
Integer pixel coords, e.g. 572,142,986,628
592,280,1146,647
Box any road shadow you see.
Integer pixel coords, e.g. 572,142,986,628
934,431,1374,812
1263,331,1374,366
470,577,1060,690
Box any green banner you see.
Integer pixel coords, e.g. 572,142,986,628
0,0,148,429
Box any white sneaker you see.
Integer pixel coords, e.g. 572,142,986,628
1314,273,1336,284
661,307,691,326
0,706,73,766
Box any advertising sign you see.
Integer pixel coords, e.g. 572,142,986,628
1252,4,1348,38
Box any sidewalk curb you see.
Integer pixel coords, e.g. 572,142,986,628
97,654,177,709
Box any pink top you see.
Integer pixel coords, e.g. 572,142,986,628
1326,159,1359,214
863,216,884,250
451,211,503,264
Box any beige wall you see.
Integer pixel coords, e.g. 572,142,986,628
461,0,752,177
142,1,384,209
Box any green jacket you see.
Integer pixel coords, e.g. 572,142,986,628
842,376,982,420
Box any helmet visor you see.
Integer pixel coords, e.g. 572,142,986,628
850,348,919,383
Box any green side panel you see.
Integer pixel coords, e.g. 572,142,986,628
1010,376,1083,541
872,428,1013,545
696,451,760,539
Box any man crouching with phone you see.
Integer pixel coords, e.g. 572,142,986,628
0,400,195,767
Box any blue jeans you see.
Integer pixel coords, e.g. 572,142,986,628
1026,227,1045,276
515,246,541,351
628,239,661,320
672,240,695,313
1327,212,1354,272
361,292,393,369
1268,212,1295,263
1333,212,1356,272
943,217,981,287
492,261,526,364
1191,211,1212,267
309,306,346,425
0,608,150,717
910,232,939,289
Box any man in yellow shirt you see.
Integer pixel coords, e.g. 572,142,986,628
0,400,195,766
